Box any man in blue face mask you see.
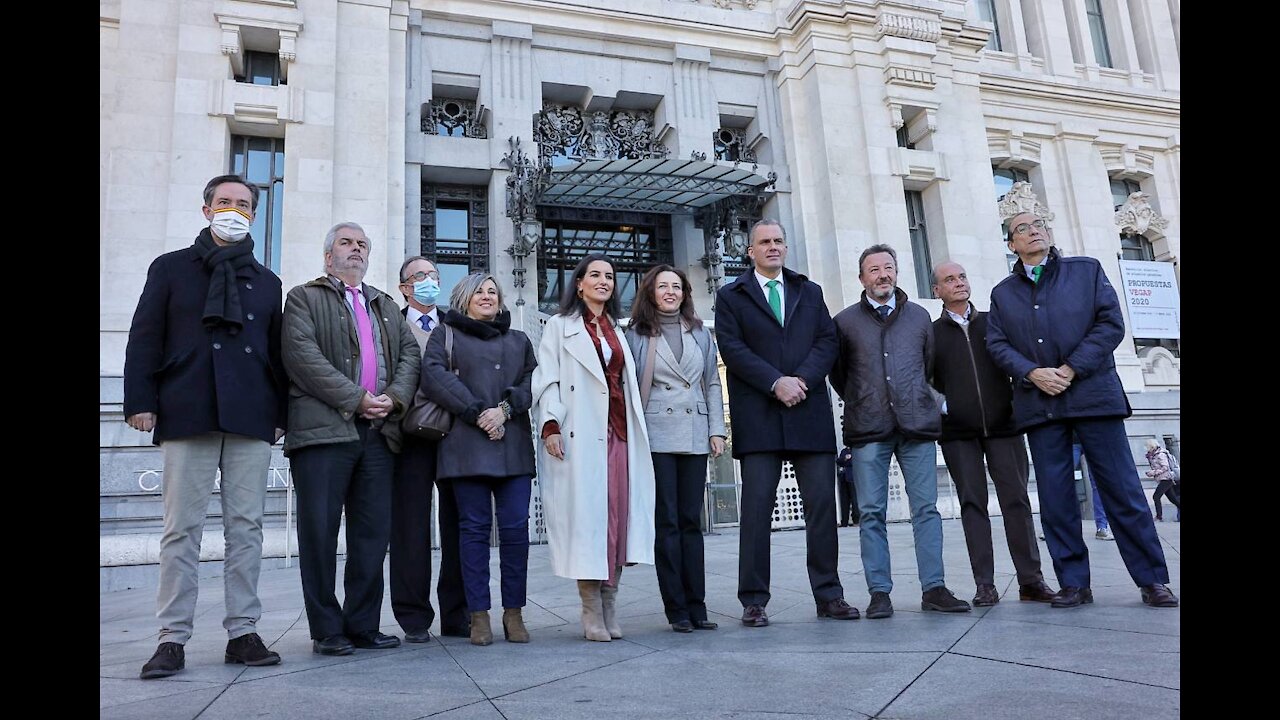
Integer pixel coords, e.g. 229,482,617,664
388,257,470,641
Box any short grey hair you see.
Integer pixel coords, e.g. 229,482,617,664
449,272,506,317
323,222,371,255
858,244,898,276
748,218,786,243
1145,438,1162,451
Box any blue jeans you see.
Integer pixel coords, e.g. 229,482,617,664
1074,443,1108,530
850,435,945,594
453,474,532,612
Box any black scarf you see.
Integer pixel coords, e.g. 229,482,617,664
193,227,257,335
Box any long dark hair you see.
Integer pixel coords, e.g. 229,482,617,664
629,264,703,337
558,253,622,321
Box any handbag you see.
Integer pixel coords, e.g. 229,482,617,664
402,324,455,440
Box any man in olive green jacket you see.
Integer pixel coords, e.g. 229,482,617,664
282,222,420,656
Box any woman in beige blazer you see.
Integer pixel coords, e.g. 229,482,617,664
625,265,726,633
531,254,656,642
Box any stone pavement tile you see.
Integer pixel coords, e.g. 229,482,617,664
100,687,226,720
425,700,507,719
191,650,486,720
446,622,658,697
100,677,225,710
951,617,1179,688
491,648,939,719
880,652,1178,720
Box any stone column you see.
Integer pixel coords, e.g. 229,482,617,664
487,21,539,331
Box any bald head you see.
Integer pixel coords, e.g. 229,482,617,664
932,261,971,309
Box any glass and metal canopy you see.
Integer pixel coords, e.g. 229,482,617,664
537,158,776,214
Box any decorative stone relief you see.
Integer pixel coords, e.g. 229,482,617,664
997,181,1054,223
876,12,942,43
533,105,669,166
1114,192,1169,236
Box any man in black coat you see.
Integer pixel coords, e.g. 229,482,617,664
715,219,859,627
930,261,1056,608
987,212,1176,609
390,256,470,641
125,174,288,679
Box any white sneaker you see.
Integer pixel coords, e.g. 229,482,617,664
1095,528,1115,541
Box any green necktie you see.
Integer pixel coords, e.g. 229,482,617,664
766,279,783,325
1031,265,1043,284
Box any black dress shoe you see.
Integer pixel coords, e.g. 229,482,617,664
692,619,718,630
225,633,281,666
1018,581,1058,603
741,604,769,627
1140,584,1179,607
140,642,185,679
439,624,471,638
866,591,894,619
312,635,355,656
403,627,433,644
671,620,694,633
816,597,860,620
972,584,1000,607
1050,586,1094,608
349,630,401,649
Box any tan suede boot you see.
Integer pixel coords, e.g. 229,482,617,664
502,608,530,643
469,611,493,646
577,580,611,642
600,566,623,639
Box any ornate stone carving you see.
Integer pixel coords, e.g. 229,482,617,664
712,128,756,164
533,104,669,166
1114,192,1169,236
997,181,1055,223
876,12,943,43
423,98,487,138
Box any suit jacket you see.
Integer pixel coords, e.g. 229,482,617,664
123,234,288,444
714,267,838,458
624,324,726,454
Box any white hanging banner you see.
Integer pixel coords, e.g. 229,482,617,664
1117,260,1180,340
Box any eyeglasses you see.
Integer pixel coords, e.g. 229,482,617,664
400,270,440,284
1012,219,1048,235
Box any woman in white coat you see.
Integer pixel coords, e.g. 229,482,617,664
531,254,656,642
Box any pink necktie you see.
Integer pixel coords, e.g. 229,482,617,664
346,286,378,395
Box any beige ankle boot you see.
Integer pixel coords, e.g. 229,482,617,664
577,580,611,642
502,608,530,643
600,567,623,639
469,611,493,646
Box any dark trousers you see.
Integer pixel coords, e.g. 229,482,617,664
290,420,394,640
737,451,843,607
1026,418,1169,589
453,474,532,612
940,435,1044,586
390,436,468,634
652,453,709,624
1152,480,1181,519
836,478,860,526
